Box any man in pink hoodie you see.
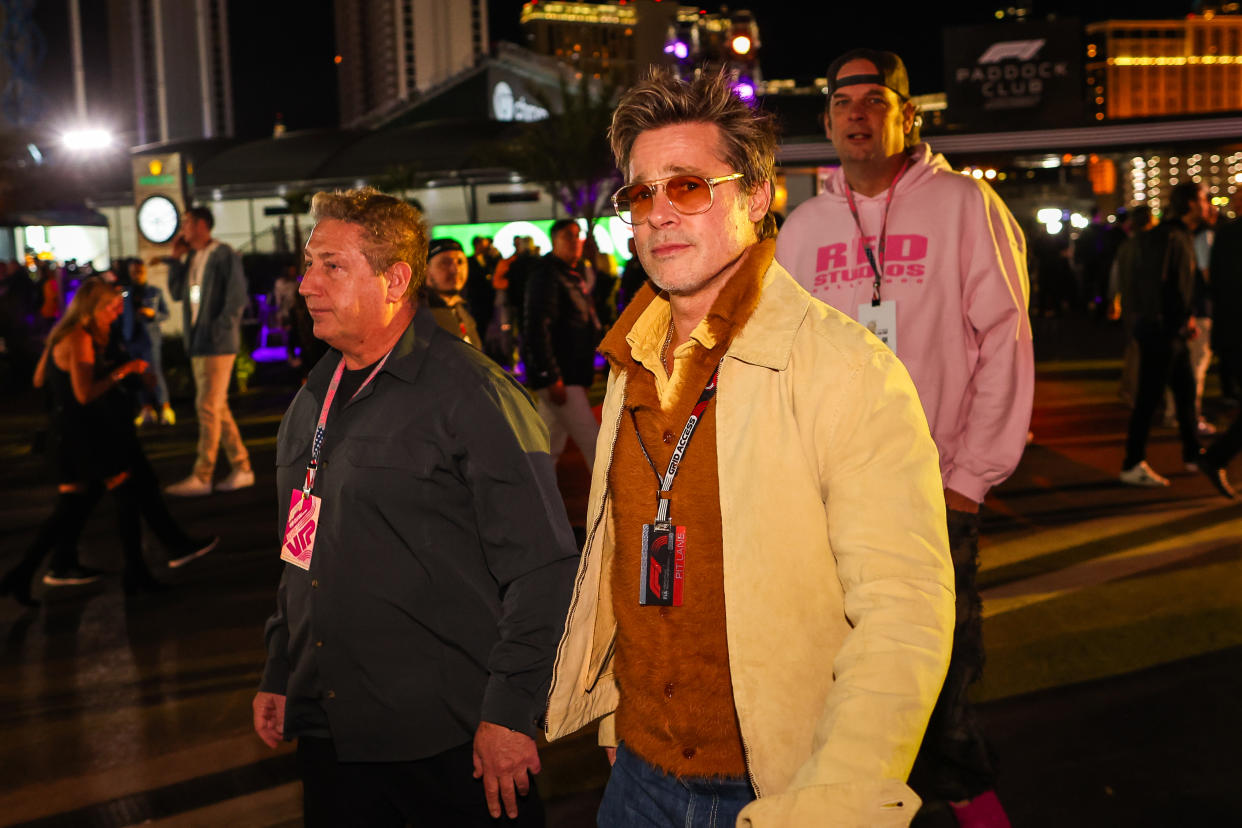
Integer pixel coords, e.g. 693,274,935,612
776,49,1034,827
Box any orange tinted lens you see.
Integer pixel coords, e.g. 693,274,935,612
666,175,712,213
618,183,654,222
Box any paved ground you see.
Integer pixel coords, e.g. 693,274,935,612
1,316,1240,827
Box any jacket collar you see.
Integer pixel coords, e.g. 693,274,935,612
599,239,809,373
727,258,811,371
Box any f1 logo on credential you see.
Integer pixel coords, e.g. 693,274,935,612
977,39,1046,64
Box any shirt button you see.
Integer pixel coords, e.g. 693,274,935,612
683,747,696,760
311,579,319,588
664,683,674,699
662,430,674,444
326,690,336,699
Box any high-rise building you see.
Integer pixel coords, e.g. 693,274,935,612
107,0,235,145
335,0,489,128
1087,11,1242,120
519,1,760,86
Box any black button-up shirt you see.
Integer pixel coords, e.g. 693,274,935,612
261,305,578,762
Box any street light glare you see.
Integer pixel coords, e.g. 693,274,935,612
731,34,752,55
62,128,114,150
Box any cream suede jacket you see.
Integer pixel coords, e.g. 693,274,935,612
544,260,955,827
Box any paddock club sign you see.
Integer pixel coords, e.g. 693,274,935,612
943,20,1084,128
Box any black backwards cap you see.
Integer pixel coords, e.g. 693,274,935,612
426,238,463,261
826,48,911,100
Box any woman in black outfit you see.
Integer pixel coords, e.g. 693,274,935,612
1,278,215,606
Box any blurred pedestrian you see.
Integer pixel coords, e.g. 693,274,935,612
157,206,254,496
1199,205,1242,497
522,219,602,471
1112,205,1156,407
776,48,1033,827
615,237,649,313
0,279,215,606
1118,181,1209,487
253,188,576,827
423,238,481,347
467,235,501,359
120,259,175,426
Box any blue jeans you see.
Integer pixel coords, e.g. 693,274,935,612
598,743,755,827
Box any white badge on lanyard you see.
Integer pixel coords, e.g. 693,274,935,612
858,300,898,353
280,351,391,571
845,155,910,356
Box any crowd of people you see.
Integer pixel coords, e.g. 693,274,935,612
6,40,1241,828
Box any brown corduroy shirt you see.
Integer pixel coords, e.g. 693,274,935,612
600,240,771,779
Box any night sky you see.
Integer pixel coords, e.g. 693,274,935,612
221,0,1212,137
26,0,1207,140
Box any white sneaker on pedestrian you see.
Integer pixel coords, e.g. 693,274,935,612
165,475,213,497
215,468,255,492
1119,462,1170,487
167,536,219,569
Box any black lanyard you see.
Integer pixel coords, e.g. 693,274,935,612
628,359,723,525
844,156,911,306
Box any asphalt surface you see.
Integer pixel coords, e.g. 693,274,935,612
1,315,1239,827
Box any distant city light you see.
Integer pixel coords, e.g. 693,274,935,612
733,81,755,101
1070,212,1090,229
1036,208,1063,224
62,128,113,150
731,34,752,55
1045,220,1064,234
664,40,689,60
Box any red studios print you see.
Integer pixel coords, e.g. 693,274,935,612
809,234,930,292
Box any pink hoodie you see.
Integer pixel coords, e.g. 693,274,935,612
775,143,1034,503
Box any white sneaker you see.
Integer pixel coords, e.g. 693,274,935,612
215,468,255,492
165,475,213,497
167,537,219,569
1119,462,1170,488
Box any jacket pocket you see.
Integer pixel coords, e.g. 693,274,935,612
276,433,312,467
345,436,441,477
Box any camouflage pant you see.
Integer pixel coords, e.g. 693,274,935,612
908,508,997,804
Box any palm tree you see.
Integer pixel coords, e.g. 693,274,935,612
479,76,620,240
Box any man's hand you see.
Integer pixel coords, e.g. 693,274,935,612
252,691,286,748
944,488,980,514
604,746,617,766
472,721,541,819
548,380,568,407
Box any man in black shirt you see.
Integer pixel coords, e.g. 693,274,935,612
253,188,577,826
522,219,603,470
1118,181,1208,487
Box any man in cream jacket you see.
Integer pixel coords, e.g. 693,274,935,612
544,67,955,827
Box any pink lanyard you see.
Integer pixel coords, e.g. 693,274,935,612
301,351,392,499
844,156,911,306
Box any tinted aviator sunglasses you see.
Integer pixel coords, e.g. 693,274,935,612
612,172,744,224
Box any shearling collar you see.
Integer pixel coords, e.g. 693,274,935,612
600,238,809,374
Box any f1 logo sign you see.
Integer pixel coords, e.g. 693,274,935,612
978,39,1046,64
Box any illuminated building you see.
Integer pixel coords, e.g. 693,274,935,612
335,0,489,128
1087,13,1242,120
519,1,759,84
107,0,235,143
